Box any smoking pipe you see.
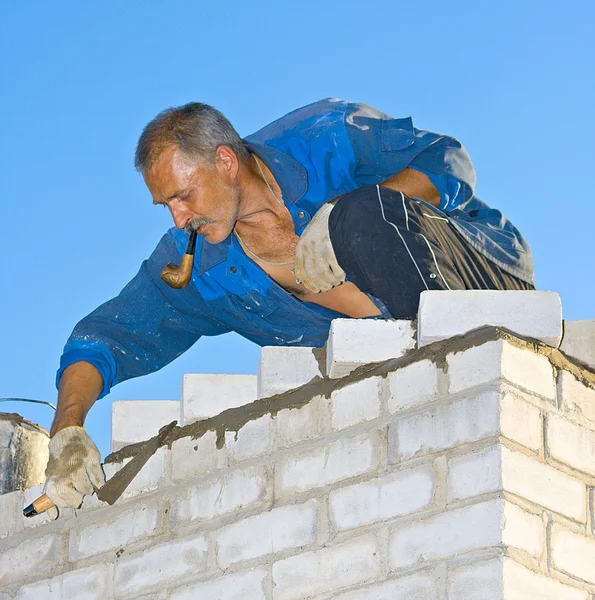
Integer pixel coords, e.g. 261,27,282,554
160,229,197,288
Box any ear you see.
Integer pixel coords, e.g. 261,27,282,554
214,145,239,180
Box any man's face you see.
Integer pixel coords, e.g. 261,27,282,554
144,145,241,244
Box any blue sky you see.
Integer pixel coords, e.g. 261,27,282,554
1,1,593,458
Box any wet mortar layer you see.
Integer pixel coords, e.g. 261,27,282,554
105,325,595,465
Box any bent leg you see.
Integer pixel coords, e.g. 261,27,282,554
328,185,533,319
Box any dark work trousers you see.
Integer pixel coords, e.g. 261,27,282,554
328,185,534,320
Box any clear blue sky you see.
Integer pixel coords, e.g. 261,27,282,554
1,1,593,459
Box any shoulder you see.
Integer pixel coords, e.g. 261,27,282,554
245,98,355,145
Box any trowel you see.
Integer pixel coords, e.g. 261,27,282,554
23,420,177,517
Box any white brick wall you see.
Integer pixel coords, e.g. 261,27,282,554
3,313,595,600
0,533,65,586
500,446,586,522
330,377,381,430
258,346,322,398
170,430,219,482
276,431,380,497
216,500,317,567
551,524,595,585
171,464,269,526
272,534,381,600
447,340,555,399
182,373,258,424
16,565,113,600
388,359,439,412
333,572,441,600
329,464,435,531
70,502,162,560
111,400,179,452
389,390,500,462
503,558,589,600
326,318,415,378
547,413,595,476
389,499,504,569
225,415,273,462
417,290,563,347
170,568,267,600
447,557,503,600
560,319,595,371
114,533,209,596
557,370,595,427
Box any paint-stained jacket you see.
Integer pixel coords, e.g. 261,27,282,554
57,98,533,398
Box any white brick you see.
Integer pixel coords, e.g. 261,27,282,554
548,413,595,477
114,533,208,595
330,465,435,531
172,465,268,526
0,490,23,538
448,557,503,600
225,415,272,462
502,502,543,557
552,524,595,585
272,534,381,600
17,564,112,600
389,389,500,462
275,396,325,447
333,571,440,600
501,446,585,521
503,558,588,600
170,568,267,600
500,391,542,451
327,319,415,378
277,431,380,497
0,533,64,586
447,340,556,399
103,447,166,499
216,500,316,567
170,431,218,482
388,359,439,412
389,499,503,569
560,319,595,371
258,346,322,398
182,374,258,424
70,502,161,560
418,290,562,347
331,377,381,430
447,445,502,503
557,370,595,428
111,400,179,452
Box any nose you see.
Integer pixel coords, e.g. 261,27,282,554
169,201,193,230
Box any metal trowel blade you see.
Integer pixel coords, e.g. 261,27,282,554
96,420,177,505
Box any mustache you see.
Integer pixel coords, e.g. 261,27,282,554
184,217,214,234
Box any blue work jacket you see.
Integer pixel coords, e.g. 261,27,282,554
58,98,533,398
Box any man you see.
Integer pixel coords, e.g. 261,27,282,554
44,98,534,510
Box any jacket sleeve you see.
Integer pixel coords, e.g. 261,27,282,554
56,233,230,398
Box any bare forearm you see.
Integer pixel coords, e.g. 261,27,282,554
50,362,103,437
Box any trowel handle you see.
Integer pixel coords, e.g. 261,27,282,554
23,493,54,517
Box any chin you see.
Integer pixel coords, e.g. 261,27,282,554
202,225,231,245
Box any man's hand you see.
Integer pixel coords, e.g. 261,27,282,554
44,427,105,509
294,203,346,293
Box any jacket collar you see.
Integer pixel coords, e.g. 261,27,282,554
196,142,308,275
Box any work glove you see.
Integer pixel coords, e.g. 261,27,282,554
294,203,346,293
44,426,105,511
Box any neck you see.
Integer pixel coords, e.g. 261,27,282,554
235,154,286,227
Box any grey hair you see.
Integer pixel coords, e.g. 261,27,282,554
134,102,249,173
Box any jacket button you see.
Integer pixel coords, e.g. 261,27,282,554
297,211,306,218
230,266,237,274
